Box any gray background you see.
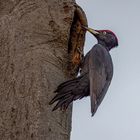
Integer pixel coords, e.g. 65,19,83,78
71,0,140,140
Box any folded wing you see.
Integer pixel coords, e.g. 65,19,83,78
89,45,113,116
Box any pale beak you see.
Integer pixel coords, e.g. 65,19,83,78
82,26,99,35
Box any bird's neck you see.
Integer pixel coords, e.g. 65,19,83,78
98,40,111,51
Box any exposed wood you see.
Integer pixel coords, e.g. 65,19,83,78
68,4,88,76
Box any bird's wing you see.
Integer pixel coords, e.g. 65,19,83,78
89,45,113,116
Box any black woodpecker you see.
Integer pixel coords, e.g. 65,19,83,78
49,26,118,116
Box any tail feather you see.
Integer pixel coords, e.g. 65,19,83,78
56,85,74,95
52,95,74,111
49,74,89,111
49,91,71,105
55,76,82,92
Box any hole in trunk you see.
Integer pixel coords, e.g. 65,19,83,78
68,5,88,76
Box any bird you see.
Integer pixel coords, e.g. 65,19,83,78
49,26,118,116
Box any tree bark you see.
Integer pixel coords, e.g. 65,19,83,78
0,0,87,140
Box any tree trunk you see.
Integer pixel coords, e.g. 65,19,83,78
0,0,87,140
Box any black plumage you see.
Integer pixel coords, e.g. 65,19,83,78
49,27,118,116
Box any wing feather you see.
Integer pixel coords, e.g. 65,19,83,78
89,45,113,116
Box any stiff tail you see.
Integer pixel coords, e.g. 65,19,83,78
49,75,88,111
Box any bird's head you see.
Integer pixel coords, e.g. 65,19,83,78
83,26,118,50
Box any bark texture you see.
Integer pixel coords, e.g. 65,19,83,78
0,0,87,140
0,0,76,139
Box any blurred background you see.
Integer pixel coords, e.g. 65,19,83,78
71,0,140,140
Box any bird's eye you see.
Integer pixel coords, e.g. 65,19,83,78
103,31,106,35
